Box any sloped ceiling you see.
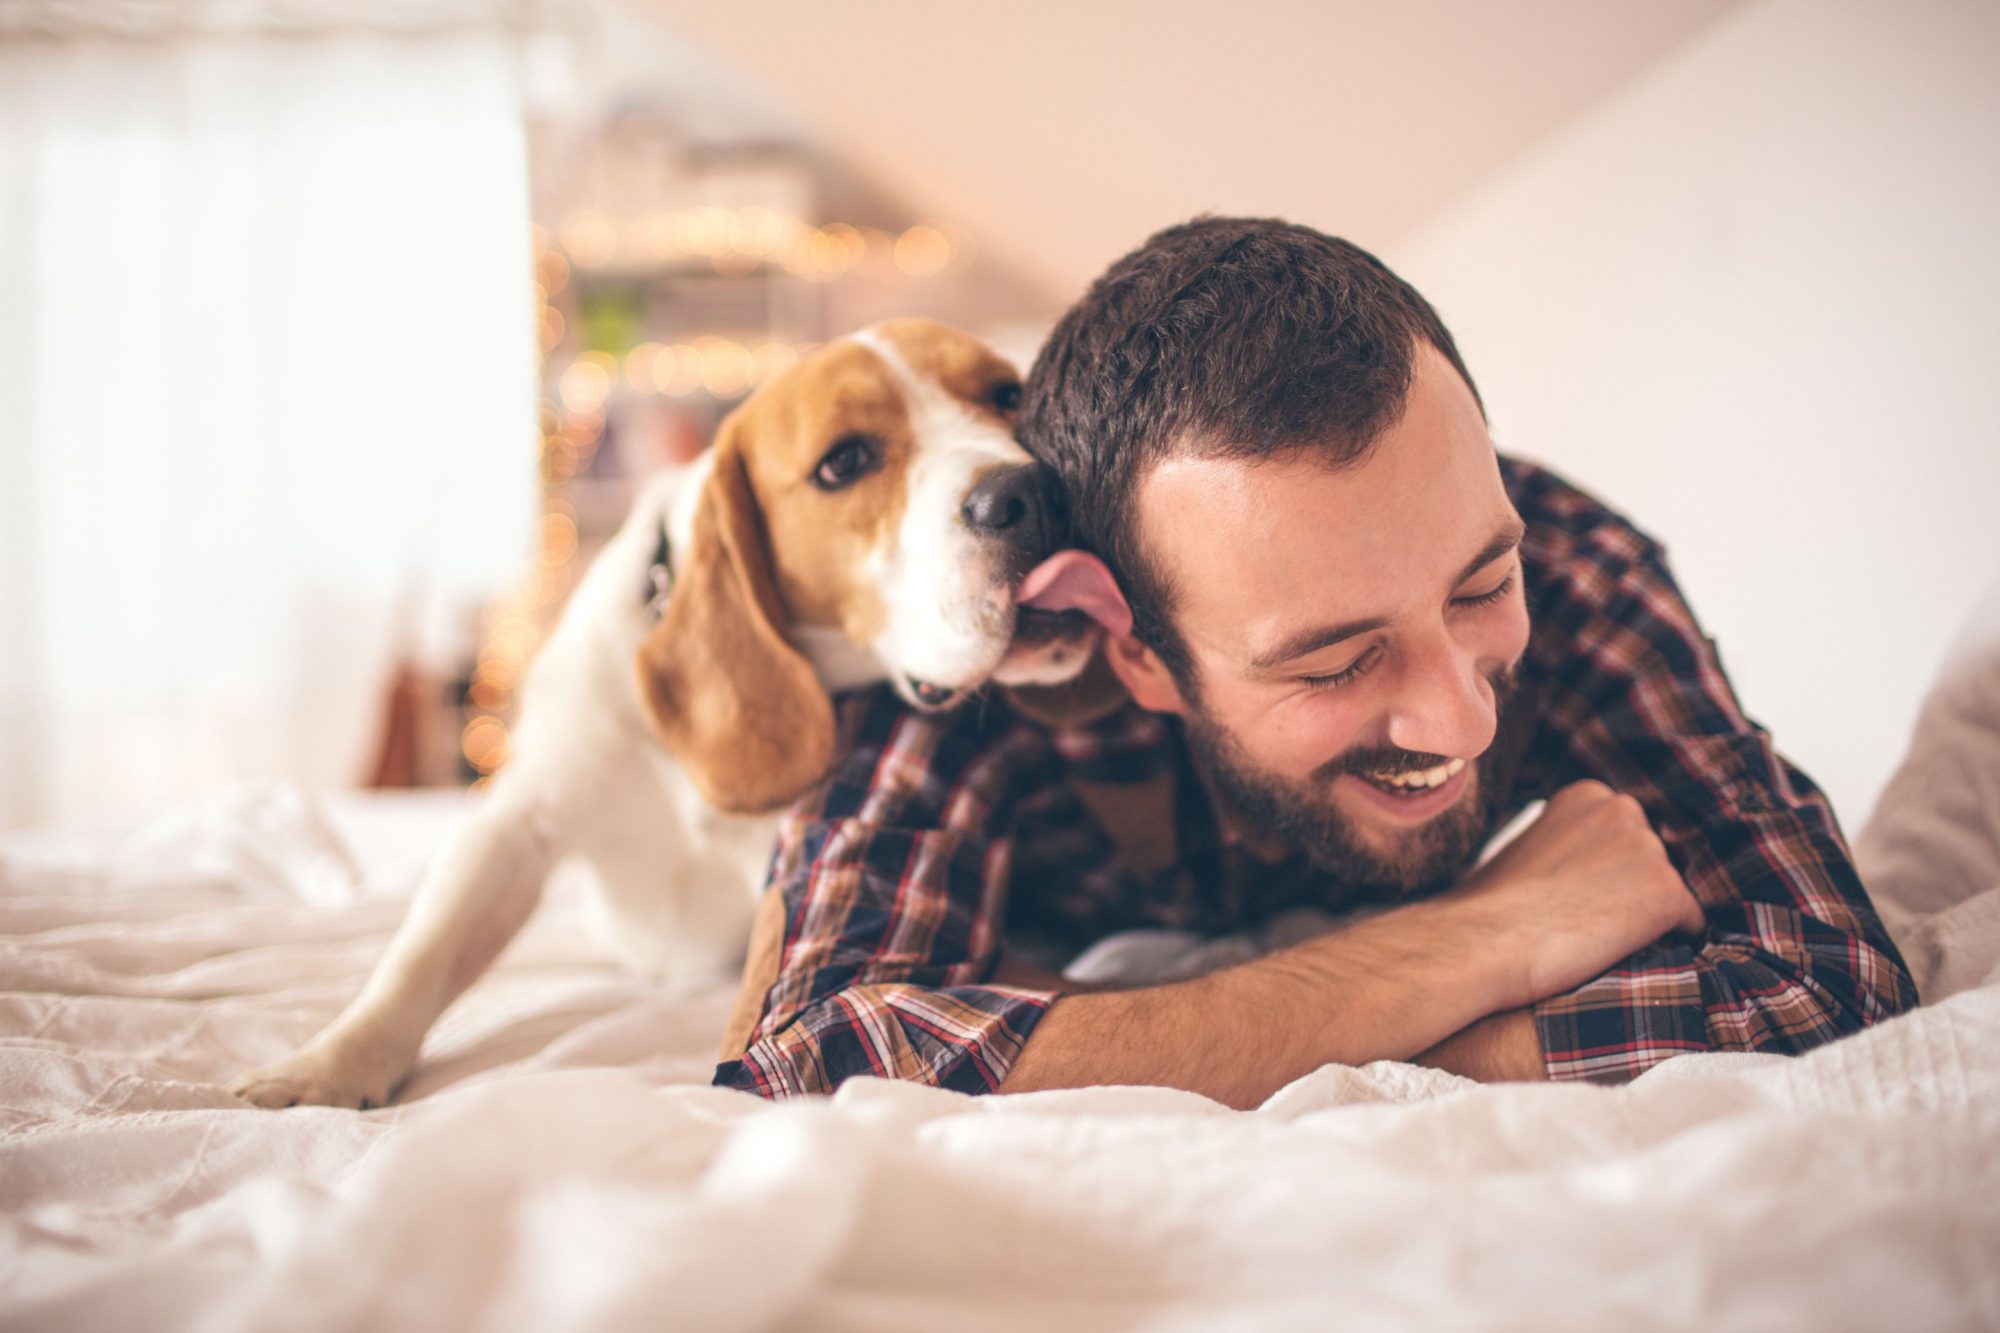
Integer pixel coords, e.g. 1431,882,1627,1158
642,0,1747,312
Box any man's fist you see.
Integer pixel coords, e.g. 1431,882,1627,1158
1445,780,1705,1009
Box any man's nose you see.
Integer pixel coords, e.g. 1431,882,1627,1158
1383,627,1498,762
961,463,1058,560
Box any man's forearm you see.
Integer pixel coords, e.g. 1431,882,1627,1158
1409,1008,1548,1082
997,897,1522,1109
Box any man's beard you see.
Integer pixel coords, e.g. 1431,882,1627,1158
1181,661,1522,902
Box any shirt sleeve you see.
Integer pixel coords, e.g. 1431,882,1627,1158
1520,527,1920,1082
712,688,1058,1098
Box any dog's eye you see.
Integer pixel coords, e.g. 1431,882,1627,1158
812,434,880,491
988,381,1022,414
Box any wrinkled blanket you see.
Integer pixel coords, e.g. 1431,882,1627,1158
5,585,1999,1330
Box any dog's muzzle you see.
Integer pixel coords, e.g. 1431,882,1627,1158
961,463,1060,567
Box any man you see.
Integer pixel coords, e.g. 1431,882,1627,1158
712,216,1917,1107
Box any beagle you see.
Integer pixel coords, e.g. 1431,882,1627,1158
230,319,1110,1110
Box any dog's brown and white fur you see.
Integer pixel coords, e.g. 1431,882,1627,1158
230,320,1108,1109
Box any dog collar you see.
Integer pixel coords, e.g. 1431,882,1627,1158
643,524,675,620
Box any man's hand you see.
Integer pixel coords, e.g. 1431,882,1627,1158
1441,779,1705,1012
1000,779,1702,1105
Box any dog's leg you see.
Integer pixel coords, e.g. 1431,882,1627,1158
228,772,592,1110
230,478,681,1110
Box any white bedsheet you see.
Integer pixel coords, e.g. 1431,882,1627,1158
5,590,2000,1330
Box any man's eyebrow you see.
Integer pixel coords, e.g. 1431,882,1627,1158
1444,513,1528,599
1249,515,1529,671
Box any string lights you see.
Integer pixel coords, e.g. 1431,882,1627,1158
458,232,591,784
552,205,972,281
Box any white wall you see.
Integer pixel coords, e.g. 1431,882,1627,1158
1390,0,2000,835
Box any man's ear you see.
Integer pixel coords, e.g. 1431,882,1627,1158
1009,547,1190,723
634,431,835,813
1001,636,1130,727
1102,631,1190,716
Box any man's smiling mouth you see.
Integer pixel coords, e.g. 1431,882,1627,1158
1358,756,1467,793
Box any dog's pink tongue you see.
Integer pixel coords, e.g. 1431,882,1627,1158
1017,549,1133,638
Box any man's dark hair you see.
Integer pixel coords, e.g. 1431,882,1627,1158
1020,215,1483,686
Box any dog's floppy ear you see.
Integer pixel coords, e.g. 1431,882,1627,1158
1001,640,1130,728
635,436,835,813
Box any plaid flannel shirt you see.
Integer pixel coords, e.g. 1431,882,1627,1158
713,453,1918,1096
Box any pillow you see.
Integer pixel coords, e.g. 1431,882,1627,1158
1853,575,2000,998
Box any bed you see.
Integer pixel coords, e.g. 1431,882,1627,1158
5,589,1999,1331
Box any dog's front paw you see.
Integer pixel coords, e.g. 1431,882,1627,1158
228,1037,410,1111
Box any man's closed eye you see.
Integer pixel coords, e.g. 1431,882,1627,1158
1297,574,1518,692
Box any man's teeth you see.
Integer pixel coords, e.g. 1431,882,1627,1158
1363,757,1467,790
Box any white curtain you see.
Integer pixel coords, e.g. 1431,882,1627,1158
0,14,540,829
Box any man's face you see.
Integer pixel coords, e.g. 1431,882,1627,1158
1127,342,1532,898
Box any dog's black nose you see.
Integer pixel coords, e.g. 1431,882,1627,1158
961,463,1057,556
